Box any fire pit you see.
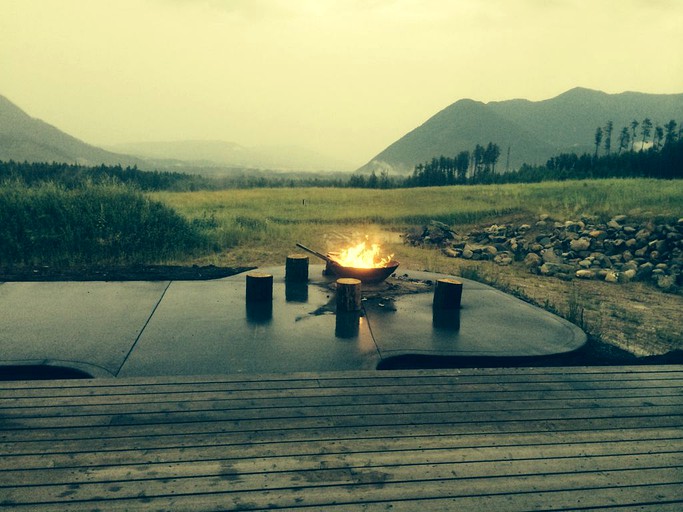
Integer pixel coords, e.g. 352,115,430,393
296,242,399,284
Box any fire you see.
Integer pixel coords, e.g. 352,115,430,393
330,240,394,268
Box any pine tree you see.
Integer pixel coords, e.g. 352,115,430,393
594,127,603,157
664,120,678,146
630,120,639,151
654,125,664,150
640,118,653,150
604,121,613,154
618,126,630,154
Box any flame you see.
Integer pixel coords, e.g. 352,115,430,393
330,240,394,268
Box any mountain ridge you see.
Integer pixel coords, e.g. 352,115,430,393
358,87,683,174
108,139,353,172
3,88,682,175
0,95,352,172
0,95,146,168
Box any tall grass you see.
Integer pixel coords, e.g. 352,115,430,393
3,178,680,268
0,181,207,267
151,178,683,266
154,179,683,226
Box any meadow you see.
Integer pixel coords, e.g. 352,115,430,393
151,178,683,268
1,177,681,269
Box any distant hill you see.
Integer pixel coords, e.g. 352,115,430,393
0,94,145,167
0,95,352,172
358,87,683,174
108,140,353,172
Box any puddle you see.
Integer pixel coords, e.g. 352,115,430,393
0,365,92,380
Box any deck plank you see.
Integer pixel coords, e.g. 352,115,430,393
1,366,682,511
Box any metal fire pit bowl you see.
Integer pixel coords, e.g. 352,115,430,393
325,260,400,284
296,243,399,284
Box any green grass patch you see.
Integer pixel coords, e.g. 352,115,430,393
0,182,207,267
149,178,683,266
153,179,683,228
3,178,680,269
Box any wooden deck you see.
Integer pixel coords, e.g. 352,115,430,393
1,365,682,511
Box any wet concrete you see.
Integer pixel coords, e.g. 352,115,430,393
117,278,378,377
0,265,586,378
364,269,582,359
0,281,169,377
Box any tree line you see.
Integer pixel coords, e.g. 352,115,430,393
353,117,682,188
0,160,214,191
593,118,682,157
2,115,680,192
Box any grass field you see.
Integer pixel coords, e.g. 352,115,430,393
151,178,683,267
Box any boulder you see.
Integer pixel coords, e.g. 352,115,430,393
540,263,574,277
638,262,655,278
542,249,563,264
442,247,459,258
569,238,591,252
635,228,652,242
494,254,513,266
620,269,637,282
524,253,542,268
656,274,676,291
604,271,619,283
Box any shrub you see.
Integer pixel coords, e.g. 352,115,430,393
0,181,207,267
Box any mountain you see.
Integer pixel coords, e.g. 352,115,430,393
358,87,683,174
0,94,144,167
0,95,351,172
108,140,353,172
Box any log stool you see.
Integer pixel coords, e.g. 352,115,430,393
336,278,362,312
246,272,273,302
432,278,462,329
285,254,309,282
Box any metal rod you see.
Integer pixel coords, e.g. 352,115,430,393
295,243,331,263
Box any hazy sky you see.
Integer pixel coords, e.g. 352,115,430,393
2,0,682,167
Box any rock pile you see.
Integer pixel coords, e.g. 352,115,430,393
404,217,683,292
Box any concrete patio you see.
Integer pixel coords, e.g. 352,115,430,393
0,265,586,378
